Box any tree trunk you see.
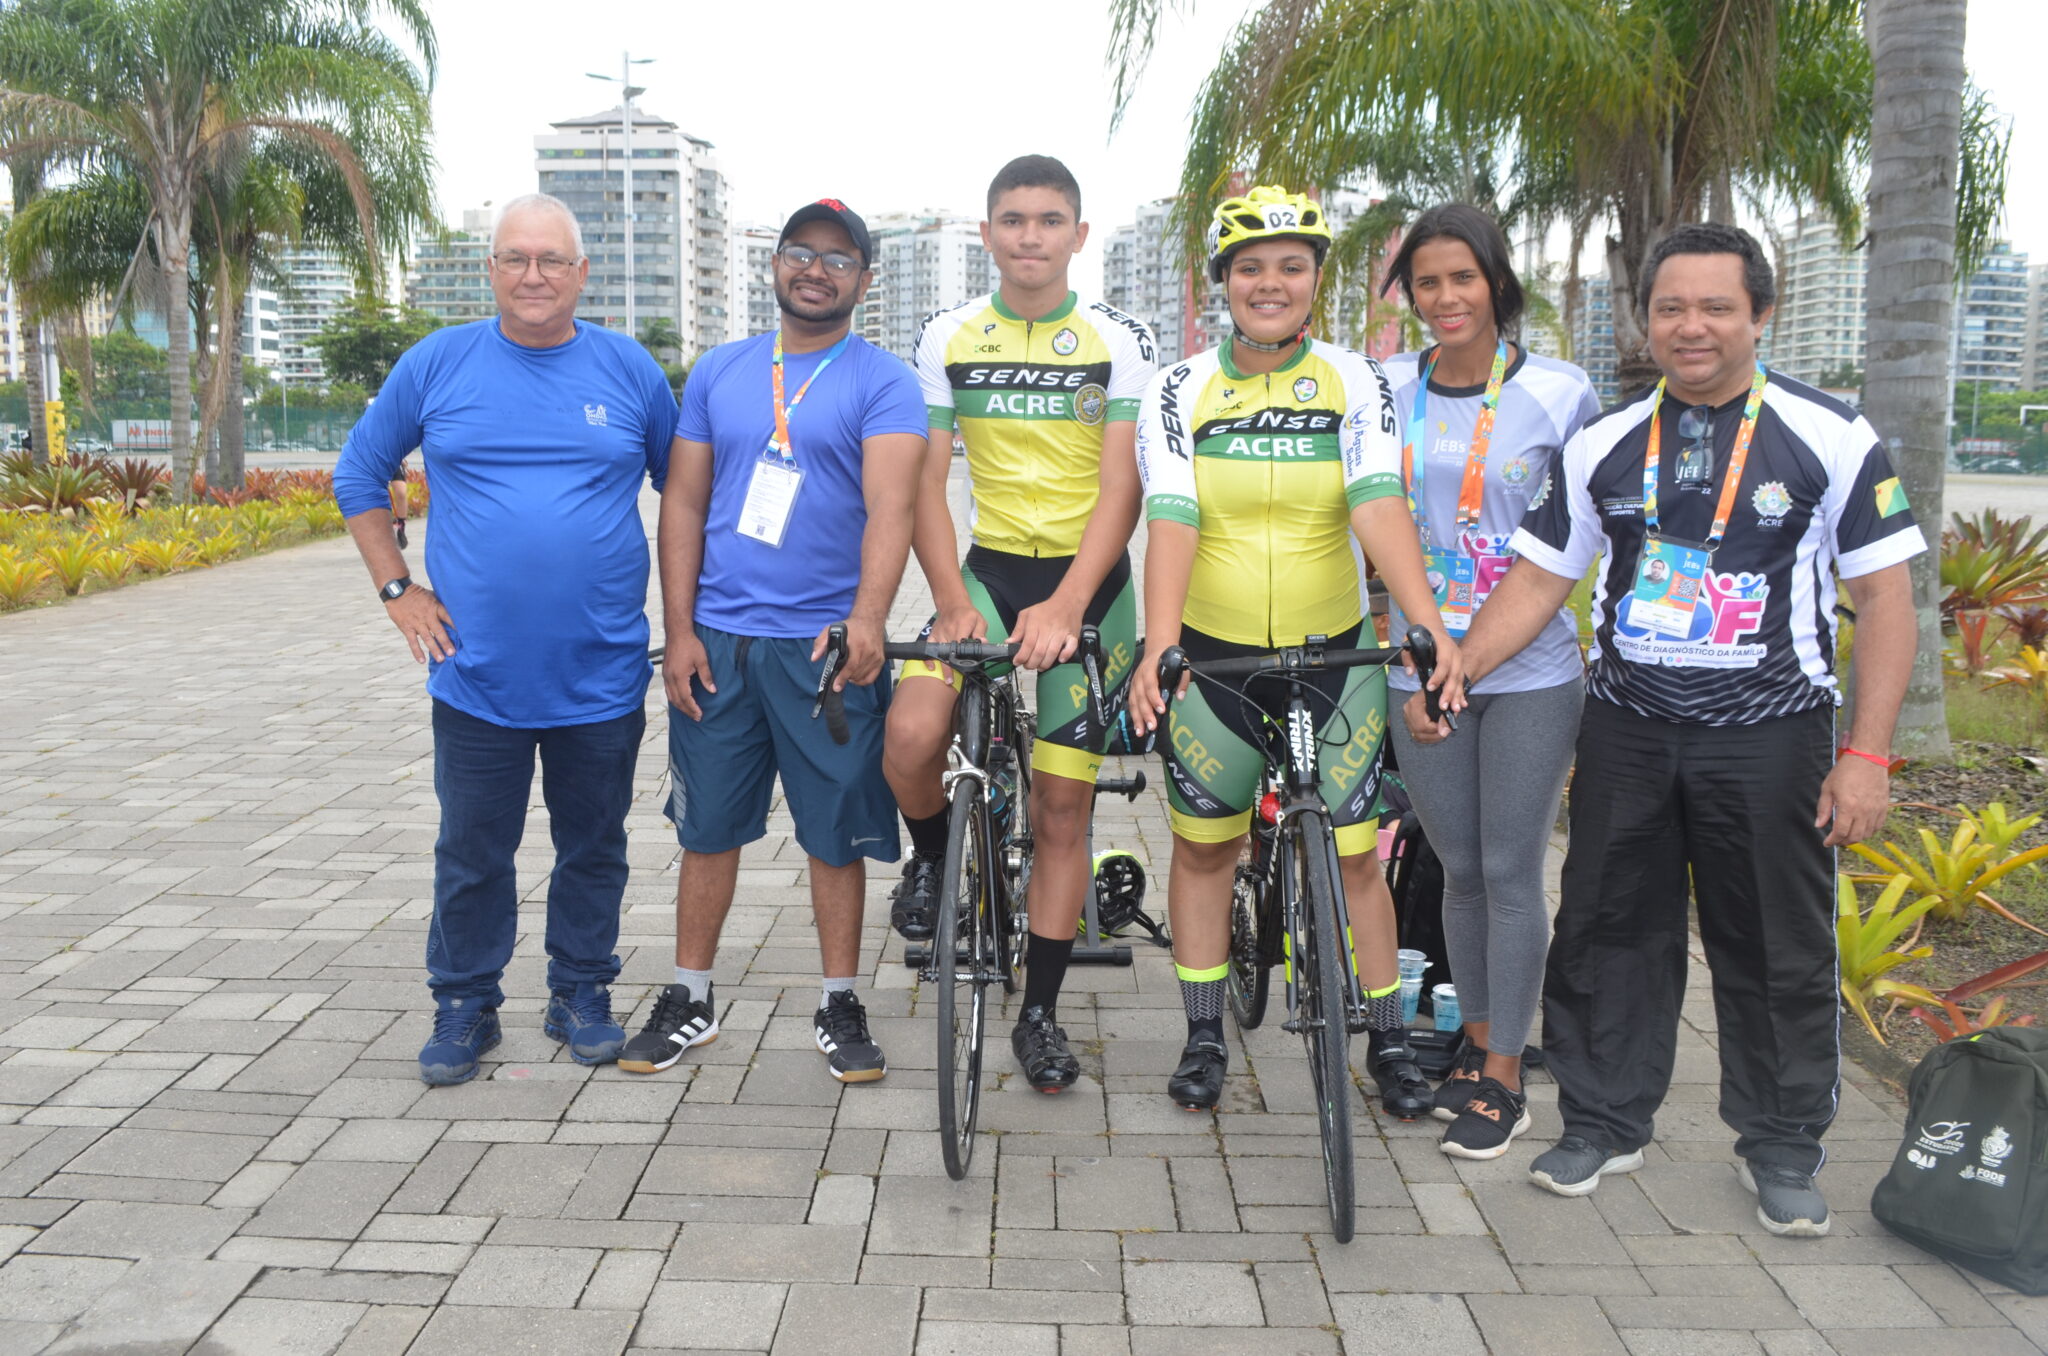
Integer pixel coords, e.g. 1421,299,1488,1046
218,297,246,490
22,318,48,467
161,231,195,503
1864,0,1965,758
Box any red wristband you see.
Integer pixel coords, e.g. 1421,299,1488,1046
1838,746,1895,773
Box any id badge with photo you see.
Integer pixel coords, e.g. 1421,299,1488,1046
737,454,803,548
1423,550,1477,637
1630,535,1708,639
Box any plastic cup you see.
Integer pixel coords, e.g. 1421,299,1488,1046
1396,948,1428,978
1399,975,1424,1026
1432,983,1462,1032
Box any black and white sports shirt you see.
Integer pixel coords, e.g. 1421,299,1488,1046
1509,371,1925,726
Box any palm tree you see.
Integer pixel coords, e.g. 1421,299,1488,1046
5,161,53,467
1108,0,1883,393
1862,0,1975,757
0,0,436,501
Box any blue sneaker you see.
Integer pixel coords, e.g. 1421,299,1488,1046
544,985,626,1065
419,1006,501,1086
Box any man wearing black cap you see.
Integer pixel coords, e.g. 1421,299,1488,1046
619,199,928,1084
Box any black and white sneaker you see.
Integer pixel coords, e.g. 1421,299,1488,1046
814,991,887,1083
1440,1076,1531,1160
616,984,719,1074
1528,1134,1645,1196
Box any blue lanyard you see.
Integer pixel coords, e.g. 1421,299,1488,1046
1403,339,1507,549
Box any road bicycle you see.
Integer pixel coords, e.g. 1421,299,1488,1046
1156,626,1439,1242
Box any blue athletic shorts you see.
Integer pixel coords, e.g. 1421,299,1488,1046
665,625,901,867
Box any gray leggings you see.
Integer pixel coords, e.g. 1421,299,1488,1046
1387,678,1583,1055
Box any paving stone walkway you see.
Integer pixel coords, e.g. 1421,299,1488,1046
0,484,2043,1354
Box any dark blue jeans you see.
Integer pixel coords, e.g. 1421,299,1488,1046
428,699,646,1010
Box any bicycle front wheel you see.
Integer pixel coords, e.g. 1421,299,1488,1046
1000,707,1036,987
934,777,992,1180
1294,814,1356,1241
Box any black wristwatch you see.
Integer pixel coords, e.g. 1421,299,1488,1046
378,576,413,603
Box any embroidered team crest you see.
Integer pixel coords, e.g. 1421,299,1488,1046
1052,327,1079,356
1293,377,1318,402
583,403,608,427
1982,1125,2014,1167
1499,456,1531,487
1752,480,1792,524
1073,384,1107,426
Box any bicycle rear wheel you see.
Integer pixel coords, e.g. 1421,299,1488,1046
1294,815,1356,1241
934,777,992,1180
1226,851,1271,1029
1000,707,1036,986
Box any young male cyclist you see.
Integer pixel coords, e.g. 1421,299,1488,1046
882,154,1157,1093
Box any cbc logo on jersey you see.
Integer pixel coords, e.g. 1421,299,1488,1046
1052,328,1079,356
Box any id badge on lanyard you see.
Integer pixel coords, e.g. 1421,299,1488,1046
1630,535,1709,638
1402,340,1506,640
738,454,803,547
740,330,847,548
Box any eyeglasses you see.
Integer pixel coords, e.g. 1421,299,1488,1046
492,252,580,278
775,243,862,277
1675,404,1714,486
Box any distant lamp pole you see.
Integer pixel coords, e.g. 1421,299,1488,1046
588,53,655,336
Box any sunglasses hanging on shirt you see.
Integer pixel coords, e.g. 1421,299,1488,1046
1675,405,1714,489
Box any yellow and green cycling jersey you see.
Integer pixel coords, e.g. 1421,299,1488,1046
916,291,1156,557
1136,337,1404,647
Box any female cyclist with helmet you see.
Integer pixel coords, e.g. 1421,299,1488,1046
1128,186,1465,1114
1379,204,1599,1159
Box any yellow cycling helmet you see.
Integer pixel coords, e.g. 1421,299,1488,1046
1206,185,1332,282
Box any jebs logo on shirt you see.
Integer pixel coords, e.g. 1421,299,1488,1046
1052,328,1079,356
583,403,608,427
1293,377,1318,402
1752,480,1792,526
1073,384,1108,427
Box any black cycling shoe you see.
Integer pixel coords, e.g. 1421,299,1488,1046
1368,1029,1433,1121
1168,1037,1229,1110
1011,1005,1080,1093
890,852,942,941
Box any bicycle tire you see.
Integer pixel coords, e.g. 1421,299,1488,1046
1000,706,1036,986
1226,853,1270,1029
1294,814,1356,1242
934,777,991,1180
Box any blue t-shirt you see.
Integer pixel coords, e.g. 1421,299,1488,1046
679,330,925,639
333,319,679,727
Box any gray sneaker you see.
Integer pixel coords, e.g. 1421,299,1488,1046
1528,1134,1645,1197
1739,1159,1831,1237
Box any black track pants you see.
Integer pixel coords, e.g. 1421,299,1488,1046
1543,697,1839,1174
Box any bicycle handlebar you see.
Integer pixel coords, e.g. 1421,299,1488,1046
1157,625,1444,723
881,638,1020,666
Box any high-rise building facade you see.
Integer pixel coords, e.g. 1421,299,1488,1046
534,106,730,361
1768,214,1867,388
728,223,780,344
858,211,993,361
276,244,355,386
0,204,24,385
2022,263,2048,391
1570,273,1620,406
407,208,494,326
1102,198,1200,365
1956,240,2029,390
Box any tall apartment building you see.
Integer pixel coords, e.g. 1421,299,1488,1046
858,211,994,361
1570,273,1620,406
1956,240,2029,390
407,208,494,326
2022,263,2048,391
242,288,281,373
534,106,730,361
1768,214,1867,388
275,244,356,386
728,223,780,344
0,205,24,384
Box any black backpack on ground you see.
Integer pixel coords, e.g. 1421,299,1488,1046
1871,1026,2048,1295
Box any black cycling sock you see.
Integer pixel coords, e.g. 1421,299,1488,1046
1179,965,1226,1045
1023,933,1074,1017
904,810,948,860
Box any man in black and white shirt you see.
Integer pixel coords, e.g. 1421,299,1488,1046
1447,223,1922,1236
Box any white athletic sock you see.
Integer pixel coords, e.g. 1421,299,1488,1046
821,975,856,1008
675,967,714,1003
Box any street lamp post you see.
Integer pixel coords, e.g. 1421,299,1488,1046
588,53,654,338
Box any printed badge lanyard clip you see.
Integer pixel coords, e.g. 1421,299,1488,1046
1401,339,1509,548
1642,362,1768,559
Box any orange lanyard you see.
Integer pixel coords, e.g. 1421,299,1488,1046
768,331,850,465
1643,364,1767,550
1402,340,1508,547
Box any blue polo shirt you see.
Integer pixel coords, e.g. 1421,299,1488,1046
678,330,925,638
333,319,678,727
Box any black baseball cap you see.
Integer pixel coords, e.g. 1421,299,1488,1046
778,199,872,267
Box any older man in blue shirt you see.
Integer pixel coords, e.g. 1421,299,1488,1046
333,193,679,1085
